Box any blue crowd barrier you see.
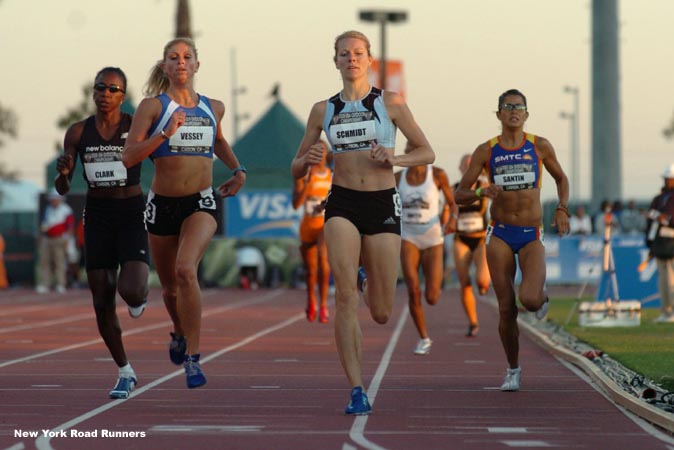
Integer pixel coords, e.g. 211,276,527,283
544,235,660,307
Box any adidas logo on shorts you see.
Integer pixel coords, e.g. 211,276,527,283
383,217,396,225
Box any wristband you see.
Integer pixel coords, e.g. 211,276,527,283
451,213,459,219
555,204,571,218
160,129,169,140
475,187,482,198
232,165,247,175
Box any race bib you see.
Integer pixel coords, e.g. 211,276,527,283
457,213,485,232
329,112,376,153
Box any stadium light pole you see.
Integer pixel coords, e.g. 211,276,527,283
358,9,408,90
562,85,580,201
231,48,249,143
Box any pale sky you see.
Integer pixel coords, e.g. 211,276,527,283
2,0,673,203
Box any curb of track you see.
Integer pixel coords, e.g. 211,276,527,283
518,317,674,435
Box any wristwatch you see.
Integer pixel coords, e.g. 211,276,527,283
232,165,247,175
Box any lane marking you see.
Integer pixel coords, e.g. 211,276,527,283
348,306,409,450
0,292,282,369
489,427,528,433
150,425,264,433
502,441,551,448
0,313,92,334
3,443,25,450
34,292,302,450
0,298,87,318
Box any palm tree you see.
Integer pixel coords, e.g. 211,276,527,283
176,0,192,38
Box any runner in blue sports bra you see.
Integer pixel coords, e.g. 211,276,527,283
291,30,434,416
123,37,245,390
455,89,570,393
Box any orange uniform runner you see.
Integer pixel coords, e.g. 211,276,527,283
293,143,332,323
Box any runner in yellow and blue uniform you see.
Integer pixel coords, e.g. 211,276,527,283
455,89,570,393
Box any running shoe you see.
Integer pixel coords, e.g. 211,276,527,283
465,324,479,337
535,297,550,320
36,285,49,294
413,338,433,355
357,267,367,293
319,306,329,323
128,299,147,319
500,367,521,392
184,354,207,389
654,314,674,323
169,332,187,365
344,386,371,415
109,375,137,399
306,305,317,322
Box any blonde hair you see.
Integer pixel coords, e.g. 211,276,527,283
333,30,371,63
143,37,199,97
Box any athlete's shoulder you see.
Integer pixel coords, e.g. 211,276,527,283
382,89,404,106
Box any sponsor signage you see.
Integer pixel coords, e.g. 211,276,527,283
225,190,302,238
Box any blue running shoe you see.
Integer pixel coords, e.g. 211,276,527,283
357,267,367,293
184,354,207,389
109,375,137,399
169,332,187,365
345,386,371,415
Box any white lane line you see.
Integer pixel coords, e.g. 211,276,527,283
150,425,264,433
348,306,409,450
0,291,283,369
502,441,552,448
0,298,88,318
35,293,300,450
489,427,528,433
3,442,25,450
0,313,92,334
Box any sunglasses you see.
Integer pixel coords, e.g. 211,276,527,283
93,83,125,94
501,103,527,111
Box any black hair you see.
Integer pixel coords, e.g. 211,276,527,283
95,66,127,91
498,89,527,111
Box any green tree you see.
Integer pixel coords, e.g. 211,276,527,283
0,102,19,181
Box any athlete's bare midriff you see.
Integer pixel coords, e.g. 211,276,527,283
489,188,542,226
152,156,213,196
331,150,396,191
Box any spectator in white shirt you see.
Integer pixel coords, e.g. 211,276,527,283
569,204,593,235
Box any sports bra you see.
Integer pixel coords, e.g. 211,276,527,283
323,87,396,153
150,93,216,159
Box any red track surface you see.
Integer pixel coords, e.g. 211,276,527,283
0,286,672,450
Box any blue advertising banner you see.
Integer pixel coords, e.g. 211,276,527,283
224,189,302,238
543,235,659,307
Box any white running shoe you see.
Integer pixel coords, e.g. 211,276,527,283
654,314,674,323
413,338,432,355
535,297,550,320
501,367,521,391
128,299,147,319
36,285,49,294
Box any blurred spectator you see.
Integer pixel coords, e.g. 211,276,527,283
0,232,7,288
612,200,624,222
593,199,620,236
36,191,74,294
646,163,674,323
620,199,647,235
569,204,593,235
